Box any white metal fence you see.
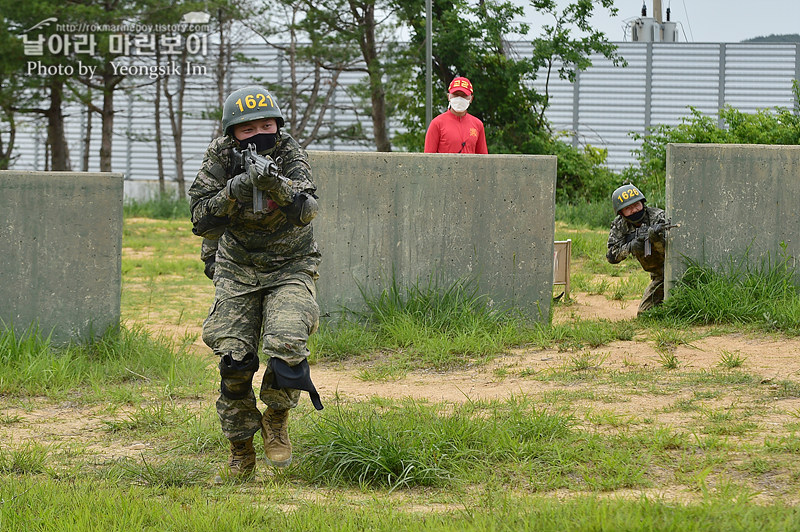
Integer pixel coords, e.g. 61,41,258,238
531,42,800,169
8,41,800,193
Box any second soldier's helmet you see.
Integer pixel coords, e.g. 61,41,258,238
611,184,646,214
221,85,285,137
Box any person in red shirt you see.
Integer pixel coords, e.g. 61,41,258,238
424,76,488,154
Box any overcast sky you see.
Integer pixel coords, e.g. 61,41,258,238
515,0,800,43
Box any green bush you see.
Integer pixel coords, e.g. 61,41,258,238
551,139,619,203
555,200,615,229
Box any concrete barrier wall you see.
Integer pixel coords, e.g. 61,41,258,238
0,171,124,343
309,152,557,321
665,144,800,294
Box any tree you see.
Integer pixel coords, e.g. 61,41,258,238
0,3,80,170
295,0,405,151
530,0,623,127
0,16,30,169
245,0,367,148
198,0,255,139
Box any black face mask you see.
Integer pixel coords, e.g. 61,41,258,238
624,208,646,224
237,132,278,154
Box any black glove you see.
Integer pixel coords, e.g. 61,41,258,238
628,236,646,255
246,155,294,206
203,258,216,280
225,172,254,203
280,192,319,227
648,223,665,244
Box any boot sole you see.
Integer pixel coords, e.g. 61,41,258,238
265,455,292,468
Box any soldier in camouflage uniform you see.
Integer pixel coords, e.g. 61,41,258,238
606,184,668,316
189,85,323,482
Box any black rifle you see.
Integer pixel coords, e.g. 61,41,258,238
231,143,289,213
644,219,680,257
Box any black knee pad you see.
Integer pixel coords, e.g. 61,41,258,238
219,352,259,400
268,357,323,411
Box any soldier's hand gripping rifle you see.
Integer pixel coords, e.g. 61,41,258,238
232,143,318,226
643,219,680,257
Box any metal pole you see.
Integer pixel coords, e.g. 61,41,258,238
644,42,653,132
425,0,432,127
653,0,662,40
571,69,580,148
653,0,662,23
795,43,800,116
718,43,727,128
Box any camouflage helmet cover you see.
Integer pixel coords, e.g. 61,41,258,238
611,184,646,214
222,85,285,136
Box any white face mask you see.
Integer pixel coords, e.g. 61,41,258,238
449,96,470,113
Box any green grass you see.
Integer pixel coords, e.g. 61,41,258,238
3,321,800,527
555,200,615,229
525,318,638,352
313,274,526,370
2,476,800,532
719,350,747,369
121,218,213,328
124,196,191,220
0,324,207,399
646,251,800,334
4,210,800,529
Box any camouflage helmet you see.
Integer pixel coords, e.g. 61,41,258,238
611,184,646,214
221,85,285,137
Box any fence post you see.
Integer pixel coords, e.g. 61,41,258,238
572,68,581,148
644,42,653,133
718,43,727,128
126,91,133,180
794,43,800,116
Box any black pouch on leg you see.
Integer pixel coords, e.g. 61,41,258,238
268,358,323,410
219,352,260,400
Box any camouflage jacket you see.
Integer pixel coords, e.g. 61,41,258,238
606,206,666,274
189,133,321,289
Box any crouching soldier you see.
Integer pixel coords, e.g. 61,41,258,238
607,184,670,316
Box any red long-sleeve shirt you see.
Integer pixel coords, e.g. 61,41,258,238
424,110,488,154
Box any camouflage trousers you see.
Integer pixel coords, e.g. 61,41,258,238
638,271,664,316
202,278,319,442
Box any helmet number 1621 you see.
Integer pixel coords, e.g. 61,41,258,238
235,93,274,112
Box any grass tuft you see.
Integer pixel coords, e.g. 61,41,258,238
314,274,524,369
648,250,799,334
0,325,207,398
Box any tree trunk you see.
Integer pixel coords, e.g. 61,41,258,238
47,78,71,170
99,64,115,172
82,90,92,172
0,110,15,170
214,8,228,139
357,4,391,152
166,47,188,198
155,50,166,196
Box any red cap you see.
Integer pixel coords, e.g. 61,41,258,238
448,77,473,96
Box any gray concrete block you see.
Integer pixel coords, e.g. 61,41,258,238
0,171,124,343
308,152,557,321
665,144,800,294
